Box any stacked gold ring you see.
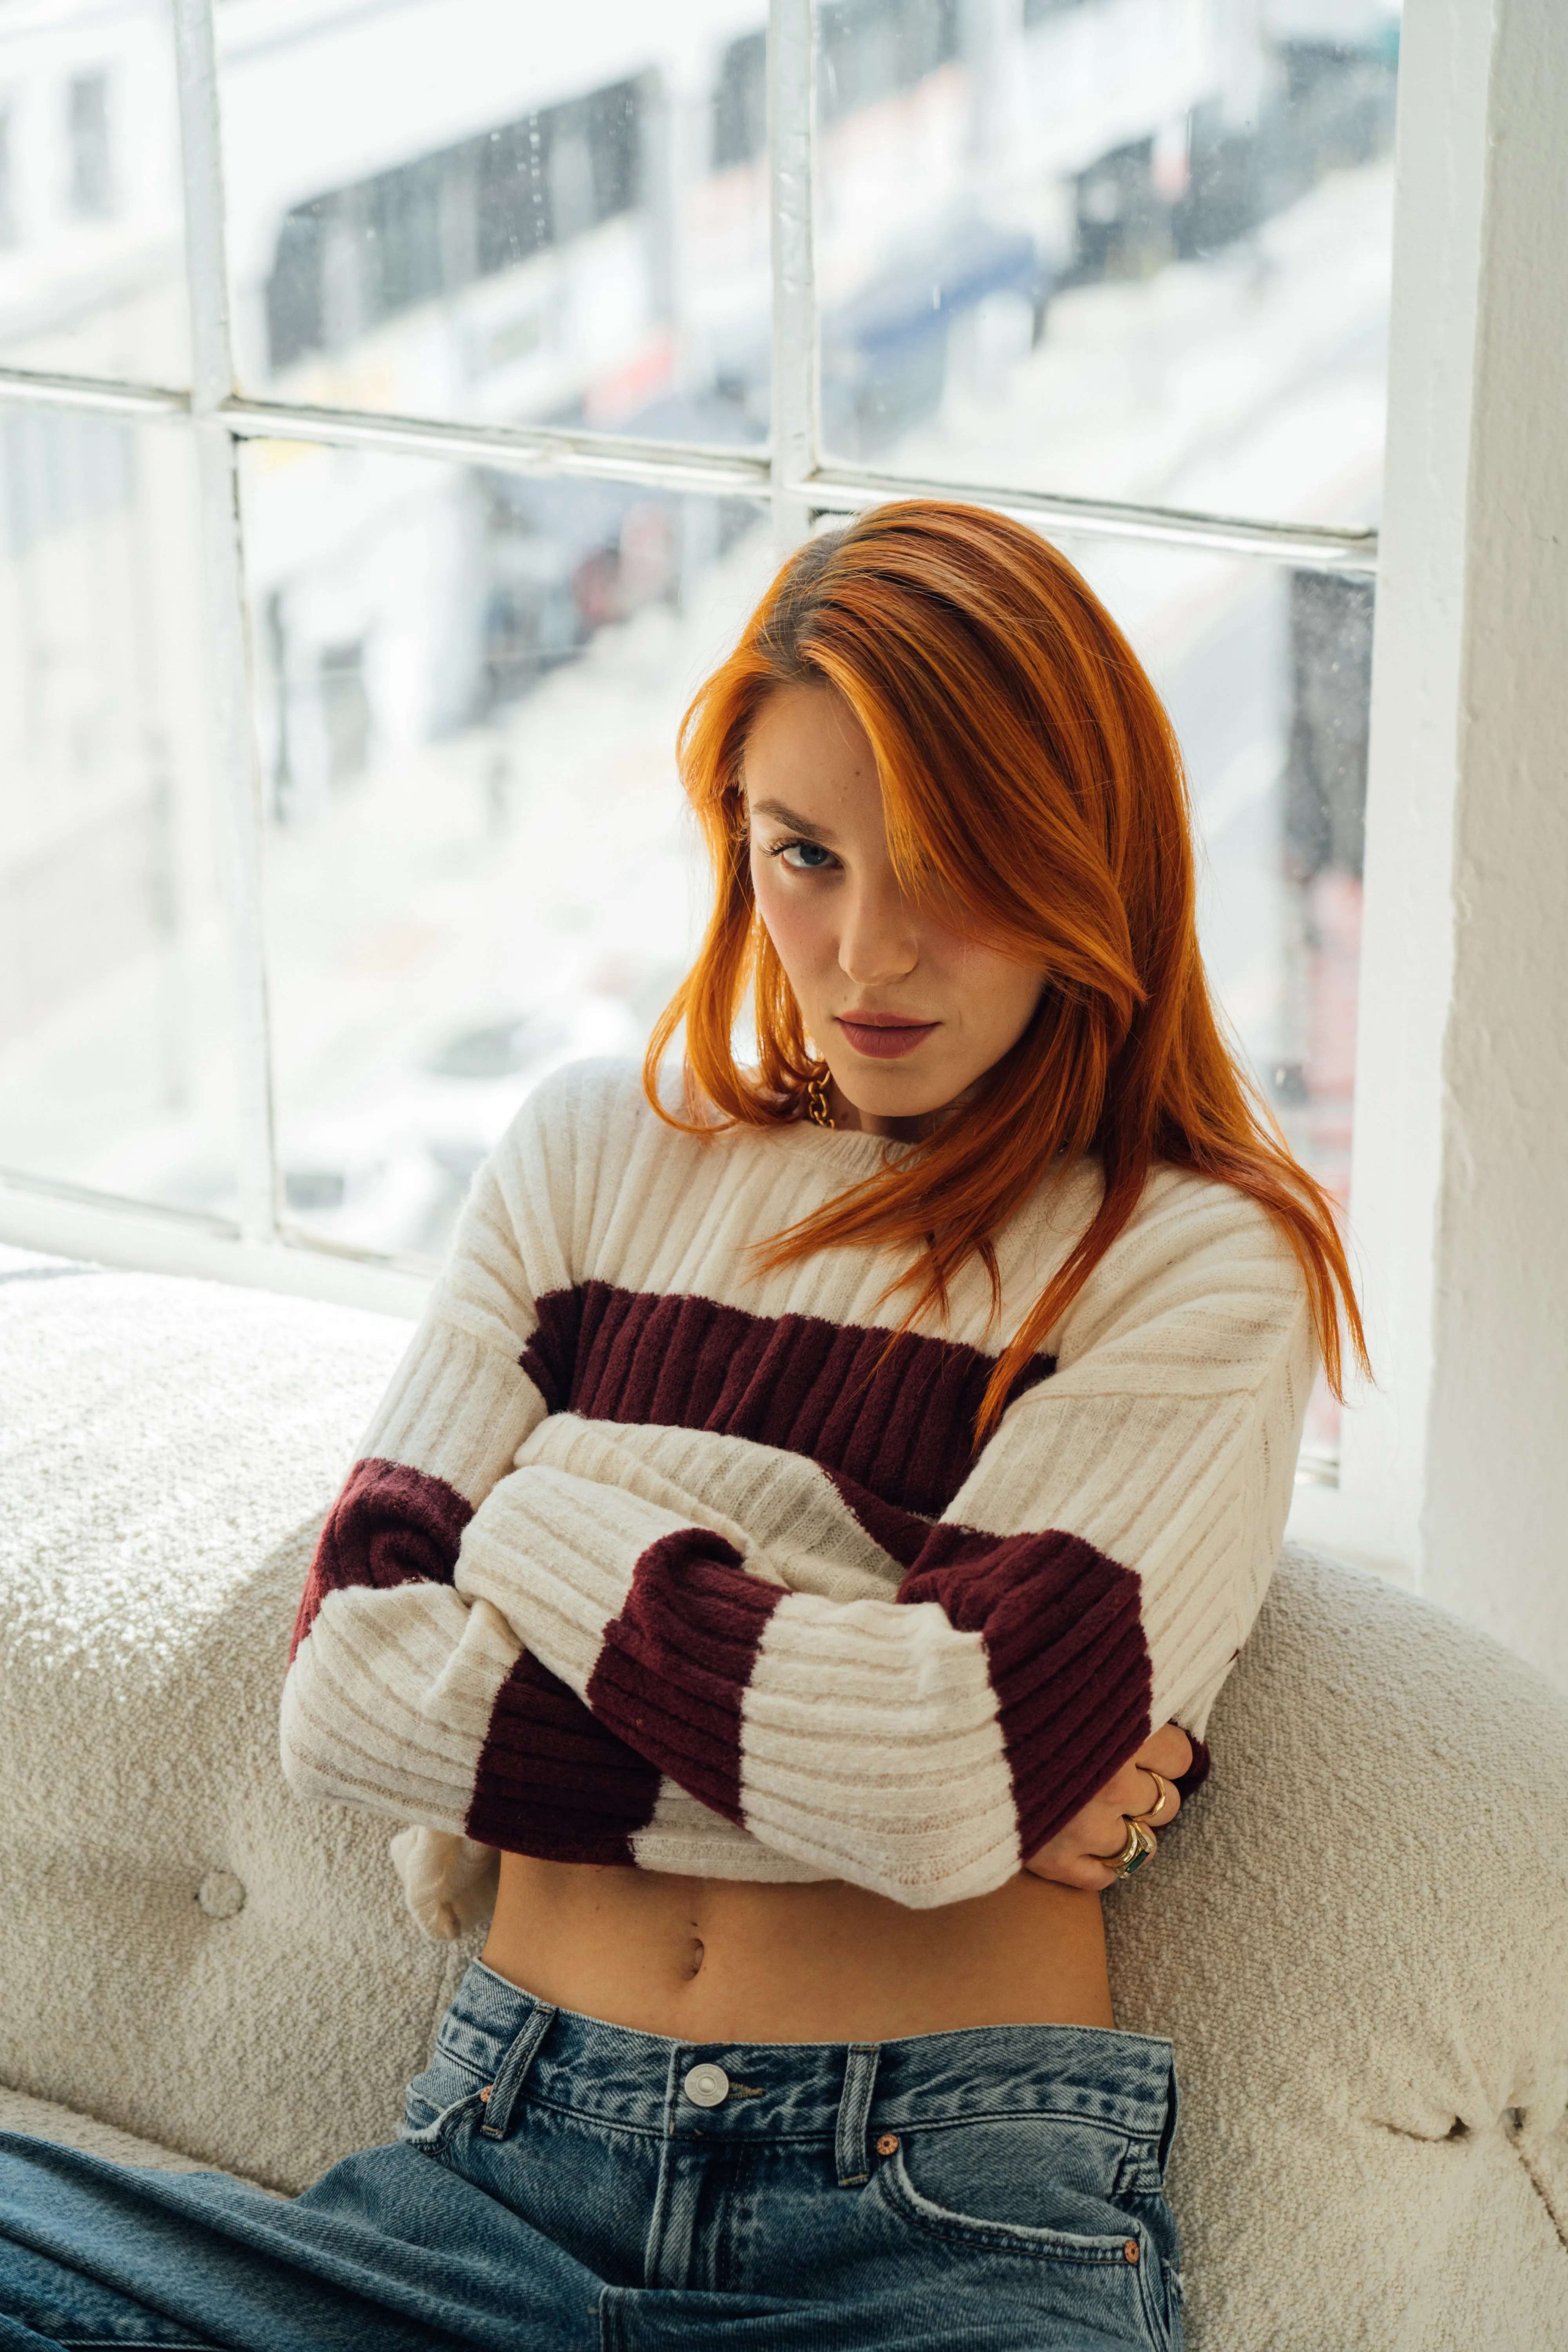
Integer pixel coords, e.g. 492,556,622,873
1102,1817,1158,1878
1141,1769,1174,1825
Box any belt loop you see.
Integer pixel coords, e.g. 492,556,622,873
836,2043,880,2187
479,1999,557,2140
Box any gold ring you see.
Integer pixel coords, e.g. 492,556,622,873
1100,1817,1157,1879
1140,1769,1174,1826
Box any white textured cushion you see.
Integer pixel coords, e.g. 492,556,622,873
1107,1545,1568,2349
0,1250,1565,2347
0,1252,480,2192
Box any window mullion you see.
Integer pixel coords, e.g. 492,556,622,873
768,0,816,556
0,367,187,417
803,463,1378,573
0,363,1381,572
219,394,771,497
171,0,278,1248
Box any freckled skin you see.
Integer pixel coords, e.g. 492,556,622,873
483,682,1192,2042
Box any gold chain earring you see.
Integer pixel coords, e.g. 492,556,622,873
806,1066,836,1129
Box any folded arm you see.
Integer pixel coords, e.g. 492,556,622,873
452,1295,1301,1910
280,1083,677,1888
283,1105,1314,1912
446,1186,1314,1906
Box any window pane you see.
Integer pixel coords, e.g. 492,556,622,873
0,408,237,1216
243,436,772,1260
0,0,189,383
220,4,770,450
813,0,1398,528
1053,529,1368,1454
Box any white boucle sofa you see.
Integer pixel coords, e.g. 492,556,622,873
0,1245,1565,2348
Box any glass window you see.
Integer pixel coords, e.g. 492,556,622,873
0,0,1386,1482
0,405,236,1220
0,1,189,383
1051,527,1368,1457
813,0,1399,528
219,4,775,449
243,435,772,1261
1040,533,1367,1198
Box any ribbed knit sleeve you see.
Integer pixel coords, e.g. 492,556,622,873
285,1129,550,1668
449,1176,1316,1908
279,1067,667,1910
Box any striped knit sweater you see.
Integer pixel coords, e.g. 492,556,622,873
280,1058,1315,1929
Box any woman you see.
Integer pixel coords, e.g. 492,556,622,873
0,503,1361,2351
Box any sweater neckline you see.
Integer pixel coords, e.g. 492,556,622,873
763,1116,922,1177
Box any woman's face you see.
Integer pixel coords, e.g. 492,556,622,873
744,682,1047,1140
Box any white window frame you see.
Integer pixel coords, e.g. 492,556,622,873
0,0,1505,1597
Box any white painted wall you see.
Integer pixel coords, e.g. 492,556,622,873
1421,0,1568,1676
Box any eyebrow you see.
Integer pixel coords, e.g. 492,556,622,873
748,798,837,841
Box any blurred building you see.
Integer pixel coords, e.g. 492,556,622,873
223,0,1397,785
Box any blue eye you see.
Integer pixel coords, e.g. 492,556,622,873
779,840,836,871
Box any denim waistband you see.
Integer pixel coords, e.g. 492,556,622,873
437,1962,1175,2180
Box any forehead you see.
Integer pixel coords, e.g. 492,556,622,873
742,682,878,805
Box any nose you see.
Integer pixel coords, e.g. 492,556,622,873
838,873,919,987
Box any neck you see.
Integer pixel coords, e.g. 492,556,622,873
829,1079,958,1143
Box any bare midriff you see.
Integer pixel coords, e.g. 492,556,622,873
481,1854,1113,2043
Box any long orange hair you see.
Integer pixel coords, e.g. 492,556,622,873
644,500,1366,1441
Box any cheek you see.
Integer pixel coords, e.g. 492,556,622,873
751,863,826,984
964,948,1048,1053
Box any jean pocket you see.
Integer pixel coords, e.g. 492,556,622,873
397,2048,490,2152
867,2124,1178,2352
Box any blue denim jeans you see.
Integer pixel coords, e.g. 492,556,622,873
0,1962,1182,2351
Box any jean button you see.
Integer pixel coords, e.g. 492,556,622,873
683,2062,730,2108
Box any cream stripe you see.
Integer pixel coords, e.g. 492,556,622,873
737,1591,1017,1905
630,1780,829,1882
280,1583,514,1828
362,1321,544,1508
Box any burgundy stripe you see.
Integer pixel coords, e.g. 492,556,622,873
290,1458,471,1662
825,1472,935,1570
521,1281,1054,1518
900,1527,1152,1857
466,1651,661,1866
586,1530,786,1825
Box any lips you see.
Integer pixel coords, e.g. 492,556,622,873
835,1014,939,1060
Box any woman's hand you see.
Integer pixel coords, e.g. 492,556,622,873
1022,1723,1194,1889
